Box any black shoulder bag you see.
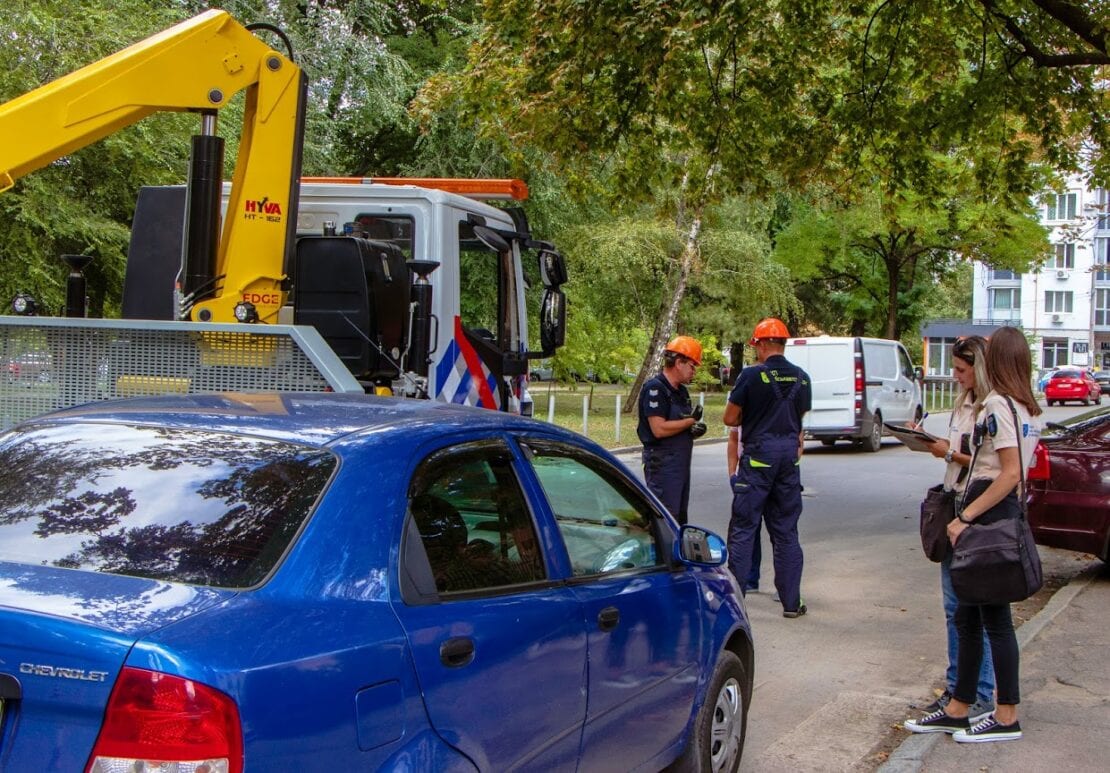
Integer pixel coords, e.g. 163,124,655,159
949,397,1043,605
919,410,958,562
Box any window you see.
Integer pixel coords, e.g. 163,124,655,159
1044,291,1074,314
989,288,1021,319
1044,193,1077,221
1096,289,1110,327
0,424,335,588
989,268,1020,281
458,220,519,351
862,342,897,379
523,441,663,577
350,214,414,259
1042,340,1069,369
1096,188,1109,231
1096,238,1109,282
1052,243,1075,269
405,441,545,597
897,346,916,380
927,337,957,377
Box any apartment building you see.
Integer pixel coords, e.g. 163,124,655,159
922,176,1110,376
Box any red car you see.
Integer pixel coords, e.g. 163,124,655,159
1043,369,1102,406
1027,406,1110,562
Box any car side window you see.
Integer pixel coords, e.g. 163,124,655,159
897,347,916,380
522,441,662,577
404,440,545,598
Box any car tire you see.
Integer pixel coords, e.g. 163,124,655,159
862,412,882,453
673,650,747,773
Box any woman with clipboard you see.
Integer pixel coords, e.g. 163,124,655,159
905,336,997,729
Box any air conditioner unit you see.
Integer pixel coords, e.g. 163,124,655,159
1051,313,1062,323
1055,269,1068,279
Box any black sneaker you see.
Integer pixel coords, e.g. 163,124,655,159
953,715,1022,743
922,689,952,714
783,603,807,619
903,708,970,734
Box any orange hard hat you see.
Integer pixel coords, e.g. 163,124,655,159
749,317,790,344
664,335,702,365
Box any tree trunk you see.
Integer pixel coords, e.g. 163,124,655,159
624,182,709,412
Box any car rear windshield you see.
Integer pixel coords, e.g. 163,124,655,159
0,423,336,588
1052,370,1081,379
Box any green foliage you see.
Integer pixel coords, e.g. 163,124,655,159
771,174,1047,339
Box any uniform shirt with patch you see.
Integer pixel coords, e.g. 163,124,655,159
636,372,693,446
942,392,979,492
968,391,1042,484
727,354,812,444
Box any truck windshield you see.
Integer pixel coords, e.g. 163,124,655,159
0,423,335,588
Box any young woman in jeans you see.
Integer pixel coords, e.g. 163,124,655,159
905,326,1043,742
918,336,996,721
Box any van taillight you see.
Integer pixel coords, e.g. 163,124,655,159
86,667,243,773
853,364,864,416
1028,442,1051,481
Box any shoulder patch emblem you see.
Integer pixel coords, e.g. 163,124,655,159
648,401,659,408
648,388,659,396
987,414,998,437
760,371,770,383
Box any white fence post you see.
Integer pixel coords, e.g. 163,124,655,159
615,395,622,444
547,393,555,423
582,395,589,436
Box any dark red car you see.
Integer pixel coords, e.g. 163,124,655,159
1027,406,1110,562
1043,369,1102,406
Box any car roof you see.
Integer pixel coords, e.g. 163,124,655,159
18,392,582,448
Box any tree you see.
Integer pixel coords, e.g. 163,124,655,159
772,175,1048,339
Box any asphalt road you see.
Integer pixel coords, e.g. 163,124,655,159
614,402,1100,772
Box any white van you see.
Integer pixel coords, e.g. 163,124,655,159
784,336,924,451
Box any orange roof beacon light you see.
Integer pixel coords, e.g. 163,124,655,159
301,177,529,201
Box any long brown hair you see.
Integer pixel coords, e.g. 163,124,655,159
986,327,1042,416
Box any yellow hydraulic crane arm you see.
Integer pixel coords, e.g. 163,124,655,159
0,9,305,323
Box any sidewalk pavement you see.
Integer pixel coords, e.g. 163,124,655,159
880,563,1110,772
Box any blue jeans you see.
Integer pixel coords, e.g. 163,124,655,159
941,555,994,703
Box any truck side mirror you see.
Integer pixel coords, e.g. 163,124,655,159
540,288,566,355
914,366,925,383
539,249,567,288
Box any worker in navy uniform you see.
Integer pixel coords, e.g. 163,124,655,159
637,336,707,525
723,318,812,618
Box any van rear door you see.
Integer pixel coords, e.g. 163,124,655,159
787,340,855,433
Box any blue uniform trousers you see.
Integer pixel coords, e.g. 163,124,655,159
728,441,804,611
643,444,692,525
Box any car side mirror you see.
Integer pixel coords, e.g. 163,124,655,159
914,366,925,384
676,525,727,567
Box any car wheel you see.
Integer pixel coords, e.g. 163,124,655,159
913,405,923,426
675,650,747,773
863,413,882,453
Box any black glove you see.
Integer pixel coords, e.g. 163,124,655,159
690,404,703,421
689,421,707,438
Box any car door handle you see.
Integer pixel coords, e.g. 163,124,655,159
598,606,620,632
439,637,475,668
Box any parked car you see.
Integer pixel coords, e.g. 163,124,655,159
1027,406,1110,562
0,393,752,772
3,351,52,384
1094,370,1110,395
1043,368,1102,406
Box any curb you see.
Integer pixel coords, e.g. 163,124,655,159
877,566,1102,772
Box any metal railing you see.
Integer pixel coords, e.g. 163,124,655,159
0,317,363,431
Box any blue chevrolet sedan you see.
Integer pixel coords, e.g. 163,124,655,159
0,393,752,772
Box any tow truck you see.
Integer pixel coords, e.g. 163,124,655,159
0,10,567,430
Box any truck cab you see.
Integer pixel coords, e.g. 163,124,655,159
291,180,549,413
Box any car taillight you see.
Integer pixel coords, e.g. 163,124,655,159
1028,442,1051,481
86,667,243,773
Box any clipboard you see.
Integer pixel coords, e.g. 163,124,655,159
883,422,940,452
